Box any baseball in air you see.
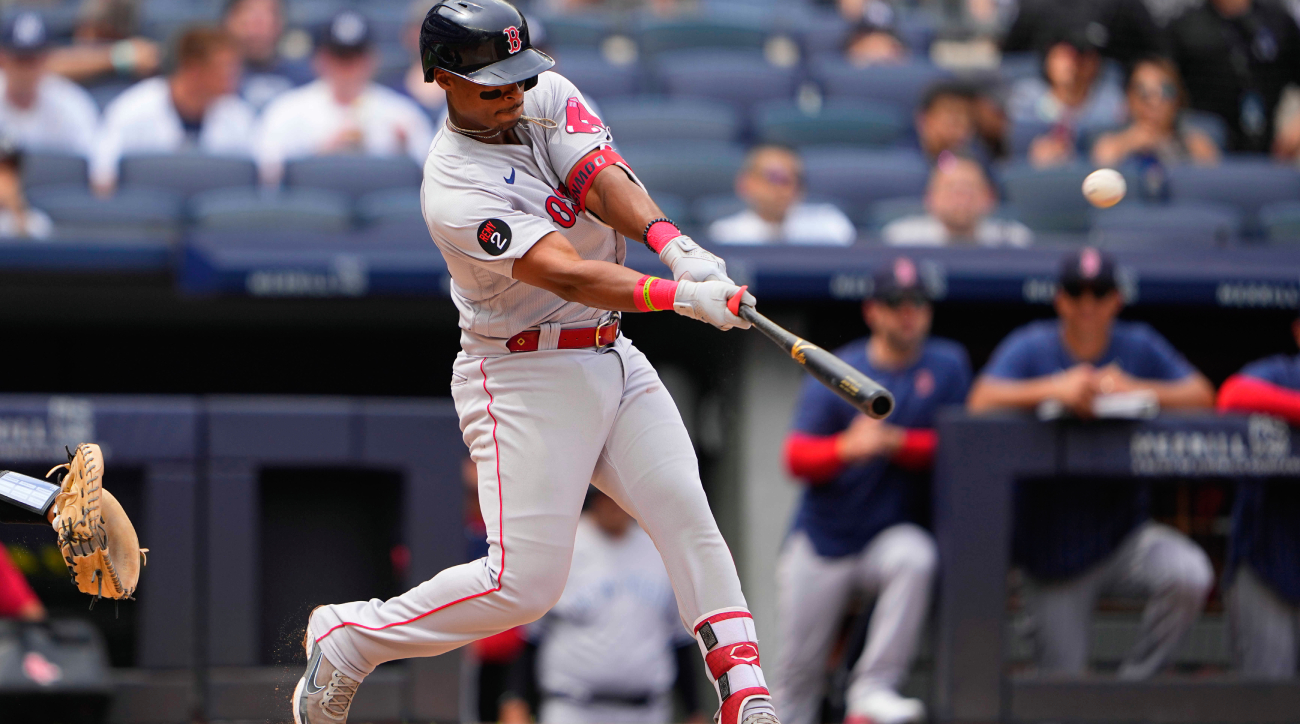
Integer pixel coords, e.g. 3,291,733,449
1082,169,1127,208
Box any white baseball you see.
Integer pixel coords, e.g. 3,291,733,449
1082,168,1126,208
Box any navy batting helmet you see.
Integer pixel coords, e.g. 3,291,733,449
420,0,554,88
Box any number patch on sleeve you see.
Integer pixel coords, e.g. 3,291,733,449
565,97,604,134
546,196,577,227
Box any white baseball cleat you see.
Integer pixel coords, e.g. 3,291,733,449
292,614,359,724
844,689,926,724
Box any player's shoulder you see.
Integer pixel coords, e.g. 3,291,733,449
40,73,97,108
210,92,256,122
1002,319,1058,348
104,76,168,118
1241,354,1300,387
921,337,971,370
1110,319,1170,349
829,337,871,368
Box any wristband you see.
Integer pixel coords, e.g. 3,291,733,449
110,40,136,75
633,275,678,312
643,219,679,253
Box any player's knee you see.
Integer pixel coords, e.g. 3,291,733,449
882,526,938,581
503,569,568,623
1169,551,1214,607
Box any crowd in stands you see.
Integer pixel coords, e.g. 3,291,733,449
0,0,1292,246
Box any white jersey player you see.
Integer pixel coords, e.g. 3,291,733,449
292,3,778,724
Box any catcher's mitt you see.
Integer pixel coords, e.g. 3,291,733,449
47,443,147,602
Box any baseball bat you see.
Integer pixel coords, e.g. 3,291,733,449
739,305,895,420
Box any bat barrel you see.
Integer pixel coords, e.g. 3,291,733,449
866,389,894,419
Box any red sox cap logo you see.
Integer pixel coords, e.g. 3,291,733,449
729,643,759,663
503,26,522,54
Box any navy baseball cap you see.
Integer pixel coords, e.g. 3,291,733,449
1059,247,1118,296
871,257,931,304
319,10,371,55
2,12,50,55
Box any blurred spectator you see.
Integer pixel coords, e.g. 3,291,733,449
91,26,254,194
0,140,53,239
1218,315,1300,678
776,257,970,724
912,81,987,164
842,2,909,66
379,0,448,117
708,145,855,246
967,248,1215,679
0,12,99,159
45,0,159,84
1002,0,1167,67
1167,0,1300,154
1010,30,1127,168
255,10,435,185
883,154,1032,247
1091,56,1219,168
0,543,44,621
498,489,703,724
223,0,312,111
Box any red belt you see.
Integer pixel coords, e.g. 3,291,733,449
507,317,619,353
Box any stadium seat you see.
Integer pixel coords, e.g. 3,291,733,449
755,100,906,148
600,99,739,144
119,154,258,199
1089,201,1241,249
23,152,88,190
810,59,952,112
1167,159,1300,236
618,142,745,199
284,156,423,200
801,148,930,225
540,14,614,49
190,187,353,231
657,50,800,121
636,17,771,61
139,0,221,41
27,185,184,242
356,188,424,227
653,192,691,230
551,49,639,101
998,52,1040,84
866,197,927,231
1008,120,1056,158
1260,201,1300,244
999,163,1095,234
285,0,347,29
694,194,747,227
791,9,851,62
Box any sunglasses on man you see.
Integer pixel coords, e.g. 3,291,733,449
1061,280,1117,298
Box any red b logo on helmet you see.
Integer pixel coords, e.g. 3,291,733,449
504,26,522,53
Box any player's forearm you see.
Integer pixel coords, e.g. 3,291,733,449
967,377,1059,412
1219,375,1300,425
1128,374,1215,409
514,232,659,312
584,167,665,242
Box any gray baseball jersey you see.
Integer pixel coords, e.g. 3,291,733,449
421,71,633,341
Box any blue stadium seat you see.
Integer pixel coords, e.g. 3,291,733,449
601,99,739,144
801,148,930,225
652,192,691,229
636,17,771,61
618,142,746,199
356,188,424,227
540,14,614,49
866,197,927,231
285,0,347,29
28,185,184,241
791,9,850,62
190,188,353,231
998,52,1041,84
139,0,221,41
693,194,747,226
551,49,639,101
23,152,88,190
1167,159,1300,236
119,154,258,199
1008,120,1055,158
755,100,906,148
1089,202,1241,249
1260,201,1300,245
999,163,1094,234
810,59,952,112
657,50,799,121
284,156,423,199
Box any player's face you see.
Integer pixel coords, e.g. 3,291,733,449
196,48,243,101
437,71,527,133
738,149,803,221
1055,286,1122,336
865,297,931,354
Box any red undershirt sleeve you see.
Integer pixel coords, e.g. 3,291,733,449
0,544,39,618
891,429,937,471
783,433,844,484
1218,374,1300,426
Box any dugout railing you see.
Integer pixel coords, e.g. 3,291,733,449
933,411,1300,724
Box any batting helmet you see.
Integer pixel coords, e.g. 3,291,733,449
420,0,554,88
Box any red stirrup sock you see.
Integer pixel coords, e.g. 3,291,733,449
694,609,774,724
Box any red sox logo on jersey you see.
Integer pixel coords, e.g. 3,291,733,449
503,26,522,54
565,97,604,134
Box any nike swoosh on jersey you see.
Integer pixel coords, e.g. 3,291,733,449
504,168,516,184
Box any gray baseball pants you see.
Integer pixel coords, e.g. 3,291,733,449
774,524,937,724
1025,521,1213,678
1227,564,1300,678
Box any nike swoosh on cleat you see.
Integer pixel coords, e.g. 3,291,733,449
504,168,515,184
303,650,326,695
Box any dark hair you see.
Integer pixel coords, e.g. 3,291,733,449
175,26,238,68
918,80,977,114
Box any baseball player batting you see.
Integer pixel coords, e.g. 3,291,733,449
293,3,778,724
